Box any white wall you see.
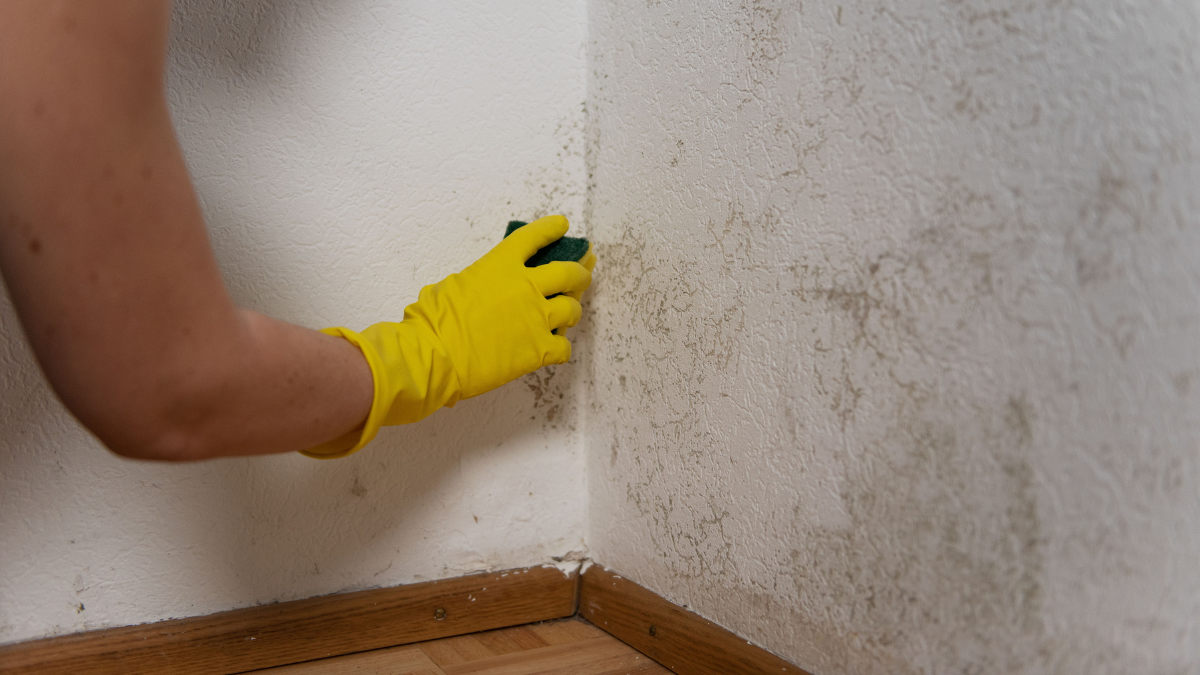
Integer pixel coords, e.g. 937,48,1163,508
0,0,588,644
586,1,1200,673
6,1,1200,672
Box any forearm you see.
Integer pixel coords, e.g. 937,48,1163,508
0,1,373,460
1,144,375,461
0,103,374,461
114,309,373,461
228,311,374,458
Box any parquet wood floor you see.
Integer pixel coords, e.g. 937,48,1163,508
249,617,670,675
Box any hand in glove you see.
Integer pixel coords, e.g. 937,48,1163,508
303,215,593,459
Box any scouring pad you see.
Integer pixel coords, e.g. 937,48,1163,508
505,220,590,267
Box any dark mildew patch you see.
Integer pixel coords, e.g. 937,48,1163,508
588,0,1200,671
522,361,579,432
782,396,1046,671
591,168,1049,669
735,0,788,80
593,207,779,581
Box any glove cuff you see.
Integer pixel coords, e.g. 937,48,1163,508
299,326,392,460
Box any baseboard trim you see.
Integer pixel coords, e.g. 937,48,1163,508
0,566,577,675
579,565,808,675
0,563,808,675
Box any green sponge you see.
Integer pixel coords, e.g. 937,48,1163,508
505,220,590,267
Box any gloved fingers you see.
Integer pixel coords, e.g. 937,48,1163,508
529,260,592,297
558,290,586,335
561,246,594,310
578,243,597,273
546,294,583,330
498,215,570,262
550,293,584,336
543,334,573,365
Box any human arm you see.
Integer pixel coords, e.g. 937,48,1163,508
0,1,376,460
0,2,593,462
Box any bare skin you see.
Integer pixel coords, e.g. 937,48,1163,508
0,1,374,461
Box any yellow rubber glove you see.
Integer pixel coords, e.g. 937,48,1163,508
557,242,596,336
303,215,594,459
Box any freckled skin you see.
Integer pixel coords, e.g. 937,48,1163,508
0,2,373,460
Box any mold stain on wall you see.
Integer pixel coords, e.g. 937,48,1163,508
587,0,1200,673
593,190,1049,670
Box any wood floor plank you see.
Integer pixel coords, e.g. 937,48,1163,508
418,634,499,667
437,637,648,675
597,662,671,675
527,618,606,645
586,657,670,675
467,652,667,675
524,651,669,675
249,644,446,675
246,618,669,675
472,626,549,656
417,624,550,667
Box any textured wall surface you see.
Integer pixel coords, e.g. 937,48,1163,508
586,1,1200,673
0,0,587,644
6,0,1200,670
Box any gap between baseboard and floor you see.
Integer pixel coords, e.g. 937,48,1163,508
0,562,807,675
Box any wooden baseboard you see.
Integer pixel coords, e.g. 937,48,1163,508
1,562,808,675
0,566,578,675
579,565,808,675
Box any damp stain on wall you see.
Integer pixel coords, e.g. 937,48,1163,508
586,0,1200,673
